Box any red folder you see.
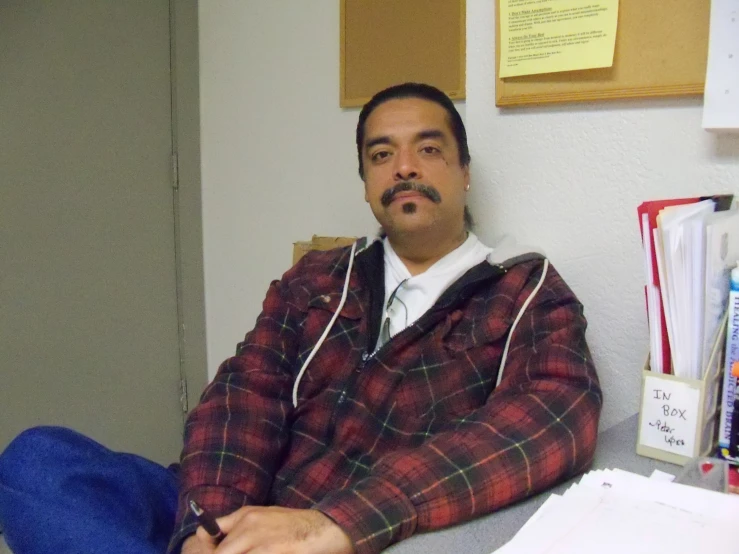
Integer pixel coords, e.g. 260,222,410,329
637,197,700,374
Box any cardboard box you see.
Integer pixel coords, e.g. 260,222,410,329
636,314,727,465
292,235,357,265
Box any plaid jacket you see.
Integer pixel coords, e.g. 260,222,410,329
169,240,602,553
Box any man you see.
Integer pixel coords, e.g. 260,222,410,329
0,83,601,554
174,83,601,553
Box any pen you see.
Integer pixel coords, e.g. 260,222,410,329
189,500,226,544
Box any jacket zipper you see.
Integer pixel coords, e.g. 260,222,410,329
330,262,508,418
327,264,508,416
280,263,508,487
327,305,451,435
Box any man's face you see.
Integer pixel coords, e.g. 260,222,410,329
361,97,469,238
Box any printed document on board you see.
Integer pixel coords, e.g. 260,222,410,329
499,0,619,78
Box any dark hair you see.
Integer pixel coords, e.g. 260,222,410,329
355,82,471,179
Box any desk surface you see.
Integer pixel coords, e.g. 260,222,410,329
0,414,675,554
385,413,678,554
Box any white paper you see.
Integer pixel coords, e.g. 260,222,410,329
638,375,699,457
656,201,715,379
572,468,739,520
513,493,562,536
495,486,736,554
703,0,739,131
642,213,664,373
649,469,676,482
653,229,674,370
493,468,739,554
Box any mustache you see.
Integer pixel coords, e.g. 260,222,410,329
380,181,442,207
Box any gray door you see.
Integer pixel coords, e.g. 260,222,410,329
1,1,185,465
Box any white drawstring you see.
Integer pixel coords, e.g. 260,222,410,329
292,241,358,408
496,259,549,387
291,248,547,402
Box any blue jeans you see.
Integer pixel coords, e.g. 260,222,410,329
0,427,179,554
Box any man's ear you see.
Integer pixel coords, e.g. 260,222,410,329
463,164,470,188
363,182,369,203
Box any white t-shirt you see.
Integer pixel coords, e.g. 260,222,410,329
376,233,493,351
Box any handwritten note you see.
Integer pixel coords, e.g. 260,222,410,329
498,0,619,78
639,376,699,457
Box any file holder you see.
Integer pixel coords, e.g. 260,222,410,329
636,318,727,465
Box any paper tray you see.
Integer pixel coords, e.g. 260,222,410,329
636,317,726,465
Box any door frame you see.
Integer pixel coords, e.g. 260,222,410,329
170,0,208,416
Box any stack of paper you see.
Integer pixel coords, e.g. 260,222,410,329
638,196,738,378
638,198,702,374
494,469,739,554
654,200,716,379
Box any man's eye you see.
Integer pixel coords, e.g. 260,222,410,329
421,146,440,155
371,151,390,162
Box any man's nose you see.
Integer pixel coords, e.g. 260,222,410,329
393,149,420,181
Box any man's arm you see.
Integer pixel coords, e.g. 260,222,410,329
168,266,304,552
315,261,603,554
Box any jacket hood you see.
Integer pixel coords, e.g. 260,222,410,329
353,234,546,270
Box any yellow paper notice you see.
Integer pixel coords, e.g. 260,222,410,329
499,0,619,78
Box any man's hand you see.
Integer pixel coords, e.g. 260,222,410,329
191,506,354,554
181,533,216,554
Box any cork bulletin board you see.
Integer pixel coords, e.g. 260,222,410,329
495,0,711,107
340,0,466,108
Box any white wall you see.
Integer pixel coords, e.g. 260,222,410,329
200,0,465,378
199,0,739,429
199,1,377,376
466,1,739,428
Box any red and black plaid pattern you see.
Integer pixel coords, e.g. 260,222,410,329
169,244,602,553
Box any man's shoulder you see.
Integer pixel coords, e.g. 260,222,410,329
297,245,352,267
286,247,351,285
495,254,583,310
280,239,375,295
274,240,378,317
